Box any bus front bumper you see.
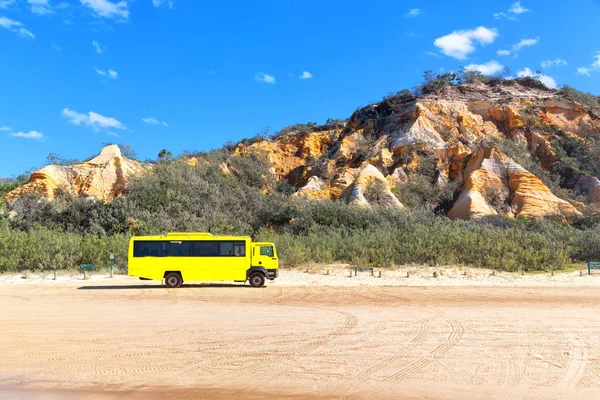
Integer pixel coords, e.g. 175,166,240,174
267,269,278,280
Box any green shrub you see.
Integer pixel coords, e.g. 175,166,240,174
413,70,460,96
0,225,129,273
558,85,600,114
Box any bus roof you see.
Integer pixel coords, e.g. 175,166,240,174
131,233,251,240
167,232,212,236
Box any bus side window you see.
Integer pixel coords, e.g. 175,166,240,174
234,242,245,257
220,242,234,256
191,241,219,256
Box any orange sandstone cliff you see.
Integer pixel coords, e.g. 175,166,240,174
4,79,600,221
236,79,599,220
3,145,149,203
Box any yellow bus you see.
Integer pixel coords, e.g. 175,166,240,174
128,232,279,288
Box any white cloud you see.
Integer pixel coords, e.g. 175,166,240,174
593,53,600,69
509,1,530,14
0,16,19,29
18,28,34,38
255,72,275,84
142,117,168,126
0,16,35,39
405,8,420,18
81,0,129,20
0,1,15,9
12,130,43,140
299,71,312,79
575,53,600,77
424,51,441,58
513,37,538,51
541,58,567,68
497,37,539,58
495,1,530,19
517,67,557,89
0,126,11,131
152,0,173,8
28,0,54,15
92,40,104,54
95,67,118,79
62,108,126,131
433,26,498,60
465,60,504,75
493,12,513,20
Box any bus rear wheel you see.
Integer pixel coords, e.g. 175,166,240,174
164,272,183,288
249,273,266,288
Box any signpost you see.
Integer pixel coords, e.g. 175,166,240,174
109,253,115,278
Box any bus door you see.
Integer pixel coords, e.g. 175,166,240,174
252,244,278,270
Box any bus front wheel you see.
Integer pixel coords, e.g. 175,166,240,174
164,272,183,288
249,273,266,288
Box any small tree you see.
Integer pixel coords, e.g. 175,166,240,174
46,153,79,166
158,149,173,161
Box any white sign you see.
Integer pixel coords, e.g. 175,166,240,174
109,254,115,260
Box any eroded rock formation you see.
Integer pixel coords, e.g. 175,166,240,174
235,79,599,220
4,145,149,203
5,79,600,221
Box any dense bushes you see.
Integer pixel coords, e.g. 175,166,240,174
257,202,597,271
553,136,600,178
1,199,597,273
2,77,600,273
558,85,600,114
0,223,129,272
0,181,18,198
3,145,600,273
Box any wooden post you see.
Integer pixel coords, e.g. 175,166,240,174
349,269,353,278
551,269,554,276
53,270,57,280
491,270,495,277
84,270,88,280
305,267,309,273
378,271,382,278
325,269,329,275
406,272,410,278
521,270,525,276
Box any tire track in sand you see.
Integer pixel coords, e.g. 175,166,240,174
383,318,464,383
310,311,440,398
555,333,588,388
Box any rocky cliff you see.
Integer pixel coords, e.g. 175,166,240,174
3,145,149,203
5,79,600,221
236,79,599,221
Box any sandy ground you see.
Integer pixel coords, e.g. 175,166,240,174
2,269,600,399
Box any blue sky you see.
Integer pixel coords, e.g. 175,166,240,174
1,0,599,177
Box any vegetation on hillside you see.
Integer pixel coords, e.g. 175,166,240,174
1,73,600,273
2,146,599,273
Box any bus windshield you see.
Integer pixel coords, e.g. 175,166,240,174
260,246,274,257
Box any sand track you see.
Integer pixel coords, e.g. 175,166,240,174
1,278,600,399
